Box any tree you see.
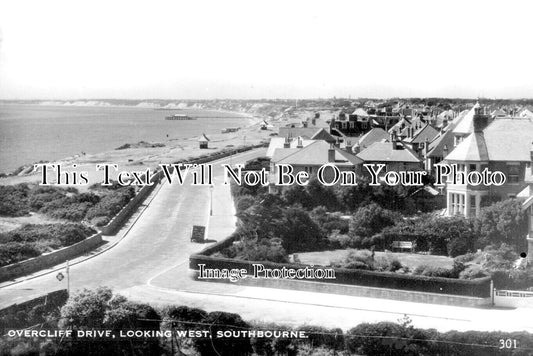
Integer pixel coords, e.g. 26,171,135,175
193,311,252,356
283,184,313,208
350,203,398,239
59,287,161,355
276,206,325,253
477,199,527,249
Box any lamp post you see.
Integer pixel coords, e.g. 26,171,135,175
209,185,214,216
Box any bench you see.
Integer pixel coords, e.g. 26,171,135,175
392,241,414,252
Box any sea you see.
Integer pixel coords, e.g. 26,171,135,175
0,104,251,174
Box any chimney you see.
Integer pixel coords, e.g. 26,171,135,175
443,144,449,158
328,144,336,163
312,118,316,126
473,104,489,132
424,137,429,157
283,137,290,148
303,121,308,128
391,131,399,150
296,137,303,148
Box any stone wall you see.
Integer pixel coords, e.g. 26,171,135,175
0,233,102,283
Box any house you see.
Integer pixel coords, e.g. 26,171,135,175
279,127,328,139
452,102,489,148
355,135,422,174
355,127,390,152
269,140,361,193
519,108,533,119
198,133,210,149
518,143,533,265
402,123,439,155
443,111,533,218
424,126,454,171
266,136,314,158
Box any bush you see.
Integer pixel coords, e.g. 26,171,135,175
0,223,96,267
332,249,374,270
413,261,465,279
0,184,30,216
477,199,527,250
0,242,41,266
346,322,431,356
459,265,489,280
221,238,289,263
350,203,398,239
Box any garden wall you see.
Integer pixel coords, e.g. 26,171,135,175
0,232,102,283
100,170,163,235
190,242,492,306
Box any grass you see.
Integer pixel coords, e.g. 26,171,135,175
296,249,454,269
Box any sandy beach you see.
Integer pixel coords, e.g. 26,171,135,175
0,112,273,189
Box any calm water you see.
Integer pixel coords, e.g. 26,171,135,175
0,104,250,174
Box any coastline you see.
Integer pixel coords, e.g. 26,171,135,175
0,106,268,187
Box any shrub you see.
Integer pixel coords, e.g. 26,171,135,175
0,223,96,266
459,265,489,280
346,322,431,356
0,242,41,266
476,199,527,250
350,203,398,239
0,184,30,216
221,238,289,263
332,249,374,270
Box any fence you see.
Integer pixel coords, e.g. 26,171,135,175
494,289,533,308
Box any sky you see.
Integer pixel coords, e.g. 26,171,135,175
0,0,532,100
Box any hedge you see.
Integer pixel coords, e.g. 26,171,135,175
190,253,491,298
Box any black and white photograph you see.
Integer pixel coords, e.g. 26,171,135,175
1,1,532,355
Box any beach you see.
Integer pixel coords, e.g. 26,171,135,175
0,104,274,188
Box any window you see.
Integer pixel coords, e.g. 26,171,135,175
469,164,477,172
507,163,520,183
451,193,465,216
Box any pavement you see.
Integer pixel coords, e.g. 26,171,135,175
1,147,532,333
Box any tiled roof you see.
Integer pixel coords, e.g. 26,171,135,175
444,133,489,162
311,128,336,143
272,140,361,166
358,128,389,150
356,141,420,163
404,124,439,144
483,118,533,161
352,108,369,117
266,137,314,157
445,118,533,162
453,102,479,135
279,127,325,139
427,127,454,158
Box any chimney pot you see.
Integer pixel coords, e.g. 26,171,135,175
328,145,336,162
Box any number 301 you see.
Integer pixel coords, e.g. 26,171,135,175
499,339,517,349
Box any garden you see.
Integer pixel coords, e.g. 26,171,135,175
213,175,533,291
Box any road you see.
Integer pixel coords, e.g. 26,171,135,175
0,149,264,307
1,147,532,334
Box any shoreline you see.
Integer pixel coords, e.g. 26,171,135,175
0,107,268,186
